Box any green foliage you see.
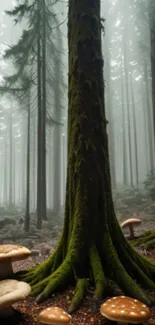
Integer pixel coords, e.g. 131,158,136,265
5,2,32,24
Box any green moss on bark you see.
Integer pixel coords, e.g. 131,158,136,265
15,0,155,313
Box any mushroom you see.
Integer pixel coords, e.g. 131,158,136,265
120,218,142,239
0,244,31,280
100,296,150,325
39,306,72,325
0,279,31,318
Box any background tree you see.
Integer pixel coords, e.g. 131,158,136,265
2,0,65,224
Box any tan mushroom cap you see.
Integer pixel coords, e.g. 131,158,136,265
0,244,31,261
0,279,31,311
100,296,150,324
39,306,72,325
120,218,142,228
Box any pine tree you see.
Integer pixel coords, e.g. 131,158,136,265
3,0,64,227
17,0,155,313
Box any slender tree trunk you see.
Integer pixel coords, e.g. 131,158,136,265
41,0,47,220
8,105,13,210
32,114,36,211
121,59,128,185
144,57,154,171
130,75,139,187
21,117,26,208
149,0,155,138
123,42,134,186
53,53,62,214
12,137,15,206
24,90,31,232
3,139,7,205
36,0,43,229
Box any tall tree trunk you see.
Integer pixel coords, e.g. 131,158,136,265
18,0,155,313
36,0,43,229
3,139,7,205
24,90,31,232
130,75,139,187
52,99,61,214
8,105,13,210
121,59,128,185
21,116,27,208
41,0,47,220
149,0,155,138
32,114,36,211
123,42,134,187
52,53,62,214
144,57,154,171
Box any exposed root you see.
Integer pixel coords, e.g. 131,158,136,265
35,256,72,303
68,279,88,314
90,245,105,299
103,230,151,305
131,231,155,249
14,221,155,312
145,238,155,250
110,218,155,279
114,240,155,290
16,236,64,285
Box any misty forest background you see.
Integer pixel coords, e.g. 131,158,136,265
0,0,155,232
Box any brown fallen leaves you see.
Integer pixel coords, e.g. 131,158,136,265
4,254,155,325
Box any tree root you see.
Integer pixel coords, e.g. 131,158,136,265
68,279,88,314
110,218,155,279
90,245,105,299
103,230,151,305
35,256,72,303
15,225,155,312
114,238,155,289
131,231,155,248
17,236,64,286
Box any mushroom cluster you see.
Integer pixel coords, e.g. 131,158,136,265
0,244,31,320
100,296,150,324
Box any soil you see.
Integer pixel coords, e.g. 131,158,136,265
7,242,155,325
1,202,155,325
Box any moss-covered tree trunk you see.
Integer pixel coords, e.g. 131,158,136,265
18,0,155,313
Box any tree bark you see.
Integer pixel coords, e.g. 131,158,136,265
24,90,31,232
52,26,63,215
8,104,13,210
130,74,139,187
17,0,155,313
41,0,47,221
36,0,43,229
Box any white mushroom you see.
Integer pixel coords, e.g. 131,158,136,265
0,244,31,279
39,306,72,325
0,279,31,318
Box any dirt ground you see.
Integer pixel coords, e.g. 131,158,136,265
1,211,155,325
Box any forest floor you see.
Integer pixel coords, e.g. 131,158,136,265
3,249,154,325
2,198,155,325
6,230,155,324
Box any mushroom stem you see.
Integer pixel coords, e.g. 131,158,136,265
129,224,135,239
0,258,13,280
